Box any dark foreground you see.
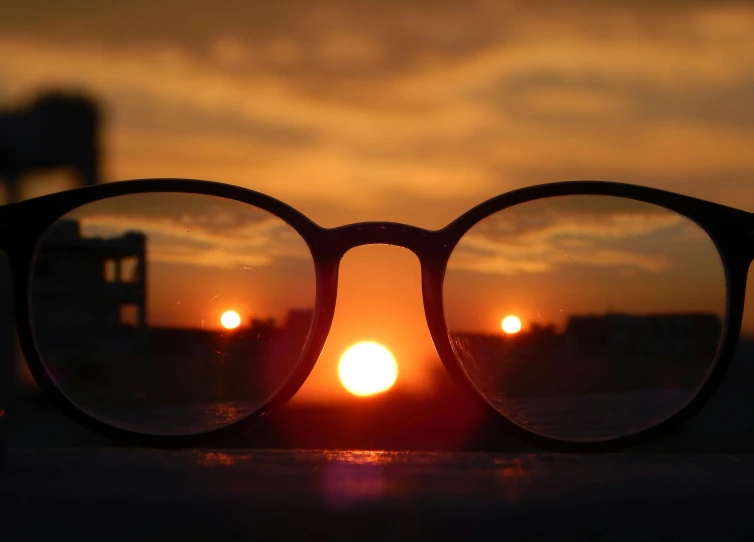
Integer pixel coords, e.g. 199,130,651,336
1,449,752,541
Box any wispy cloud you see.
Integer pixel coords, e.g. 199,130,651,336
448,204,687,275
74,203,311,270
1,0,753,224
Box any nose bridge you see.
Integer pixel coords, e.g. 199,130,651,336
325,222,438,258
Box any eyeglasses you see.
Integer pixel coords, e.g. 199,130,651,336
0,178,749,451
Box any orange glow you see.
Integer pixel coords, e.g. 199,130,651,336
200,452,236,466
501,315,522,334
338,341,398,397
220,310,241,329
10,0,754,410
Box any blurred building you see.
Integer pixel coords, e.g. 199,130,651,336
452,311,724,397
147,307,315,405
32,219,148,361
0,92,102,445
0,92,100,202
565,313,722,363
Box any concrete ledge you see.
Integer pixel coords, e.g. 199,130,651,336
1,449,752,541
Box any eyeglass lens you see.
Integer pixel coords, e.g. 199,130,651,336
30,193,317,435
444,195,727,441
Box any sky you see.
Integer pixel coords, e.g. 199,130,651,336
2,0,754,403
444,195,726,334
68,192,317,329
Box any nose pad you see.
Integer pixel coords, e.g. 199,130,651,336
294,245,437,402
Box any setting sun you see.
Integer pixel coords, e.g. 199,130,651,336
501,315,522,334
338,341,398,397
220,310,241,330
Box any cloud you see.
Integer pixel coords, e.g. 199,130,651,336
448,205,686,275
74,206,312,270
1,0,754,226
514,87,637,118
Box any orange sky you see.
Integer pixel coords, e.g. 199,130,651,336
2,0,754,403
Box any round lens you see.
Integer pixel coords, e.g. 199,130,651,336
31,192,317,435
444,195,726,441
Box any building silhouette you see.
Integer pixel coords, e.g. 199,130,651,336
0,92,103,448
0,92,100,202
565,313,721,363
452,311,723,398
29,218,314,416
32,219,148,387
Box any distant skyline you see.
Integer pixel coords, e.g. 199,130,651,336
2,0,754,402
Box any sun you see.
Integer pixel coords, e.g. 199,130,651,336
220,310,242,330
338,341,398,397
501,315,522,334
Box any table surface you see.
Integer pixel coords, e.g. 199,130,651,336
1,448,753,541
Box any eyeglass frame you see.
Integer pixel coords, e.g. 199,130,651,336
0,178,751,452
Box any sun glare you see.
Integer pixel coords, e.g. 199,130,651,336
220,310,241,330
502,315,522,334
338,341,398,397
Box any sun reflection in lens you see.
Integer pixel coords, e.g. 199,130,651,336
220,310,242,329
501,315,522,334
338,342,398,397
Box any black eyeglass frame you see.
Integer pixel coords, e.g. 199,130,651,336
1,178,751,452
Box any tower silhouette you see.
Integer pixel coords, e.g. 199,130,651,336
0,91,102,456
0,92,100,201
